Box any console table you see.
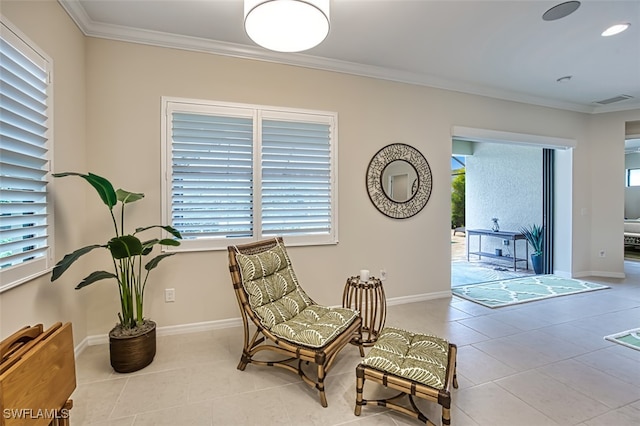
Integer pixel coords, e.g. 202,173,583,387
466,229,529,271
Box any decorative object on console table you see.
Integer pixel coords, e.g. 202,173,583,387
50,172,182,373
520,224,544,274
343,275,386,346
491,217,500,232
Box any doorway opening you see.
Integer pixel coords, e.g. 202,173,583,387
450,127,575,287
451,142,539,286
624,131,640,261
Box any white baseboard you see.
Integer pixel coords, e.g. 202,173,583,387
572,270,625,279
74,290,451,355
552,270,572,278
386,290,452,306
76,317,243,354
74,336,89,358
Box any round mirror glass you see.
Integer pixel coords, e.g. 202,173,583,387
381,160,418,202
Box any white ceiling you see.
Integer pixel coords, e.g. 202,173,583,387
59,0,640,113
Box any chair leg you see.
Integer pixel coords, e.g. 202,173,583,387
317,363,328,407
237,352,250,371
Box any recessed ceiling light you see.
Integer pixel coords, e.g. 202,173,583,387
602,23,630,37
556,75,572,83
543,1,581,21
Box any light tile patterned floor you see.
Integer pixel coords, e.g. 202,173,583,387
71,263,640,425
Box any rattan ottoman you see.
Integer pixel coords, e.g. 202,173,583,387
355,327,458,425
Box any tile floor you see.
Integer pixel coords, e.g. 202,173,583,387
71,263,640,425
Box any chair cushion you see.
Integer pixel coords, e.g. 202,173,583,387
236,242,313,329
362,327,450,390
271,305,359,348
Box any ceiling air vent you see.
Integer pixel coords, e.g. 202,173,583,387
594,94,634,105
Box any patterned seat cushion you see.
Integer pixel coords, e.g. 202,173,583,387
235,241,358,347
362,327,450,390
272,305,359,348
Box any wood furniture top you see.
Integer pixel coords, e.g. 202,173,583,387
1,322,76,426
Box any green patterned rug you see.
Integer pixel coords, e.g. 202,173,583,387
604,328,640,351
451,275,609,308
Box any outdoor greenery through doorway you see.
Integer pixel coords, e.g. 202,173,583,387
451,156,465,230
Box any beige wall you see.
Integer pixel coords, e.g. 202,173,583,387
2,1,639,343
0,0,88,344
586,112,640,276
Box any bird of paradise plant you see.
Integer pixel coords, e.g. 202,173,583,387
51,172,182,330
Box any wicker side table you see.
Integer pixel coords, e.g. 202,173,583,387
342,276,386,346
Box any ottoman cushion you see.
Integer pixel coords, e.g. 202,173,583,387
362,327,450,390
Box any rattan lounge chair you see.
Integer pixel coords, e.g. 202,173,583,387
228,237,364,407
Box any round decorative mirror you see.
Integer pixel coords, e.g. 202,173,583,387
366,143,432,219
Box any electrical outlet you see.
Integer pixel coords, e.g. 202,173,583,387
380,269,387,281
599,250,606,258
503,239,509,246
165,288,175,302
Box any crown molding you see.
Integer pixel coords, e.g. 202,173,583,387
58,0,639,115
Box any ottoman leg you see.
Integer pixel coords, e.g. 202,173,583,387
355,364,365,416
442,406,451,425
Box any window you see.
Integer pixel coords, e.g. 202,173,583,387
162,98,337,251
0,19,53,292
627,169,640,187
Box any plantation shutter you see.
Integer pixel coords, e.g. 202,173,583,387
261,117,332,236
170,111,254,239
0,22,52,290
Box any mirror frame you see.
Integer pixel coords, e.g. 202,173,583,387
366,143,433,219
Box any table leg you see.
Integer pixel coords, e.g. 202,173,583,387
466,234,469,261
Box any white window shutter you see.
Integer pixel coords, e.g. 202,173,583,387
0,21,52,291
170,112,254,239
261,118,333,237
163,98,337,250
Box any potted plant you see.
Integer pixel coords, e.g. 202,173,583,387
520,224,544,274
51,172,182,373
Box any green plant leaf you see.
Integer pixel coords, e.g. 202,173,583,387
159,239,180,246
116,189,145,204
145,253,175,271
135,225,182,240
75,271,118,289
51,244,104,281
108,235,143,259
140,239,158,255
52,172,117,209
520,224,544,255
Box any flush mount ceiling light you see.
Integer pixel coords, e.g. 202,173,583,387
602,23,630,37
244,0,330,53
542,1,581,21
